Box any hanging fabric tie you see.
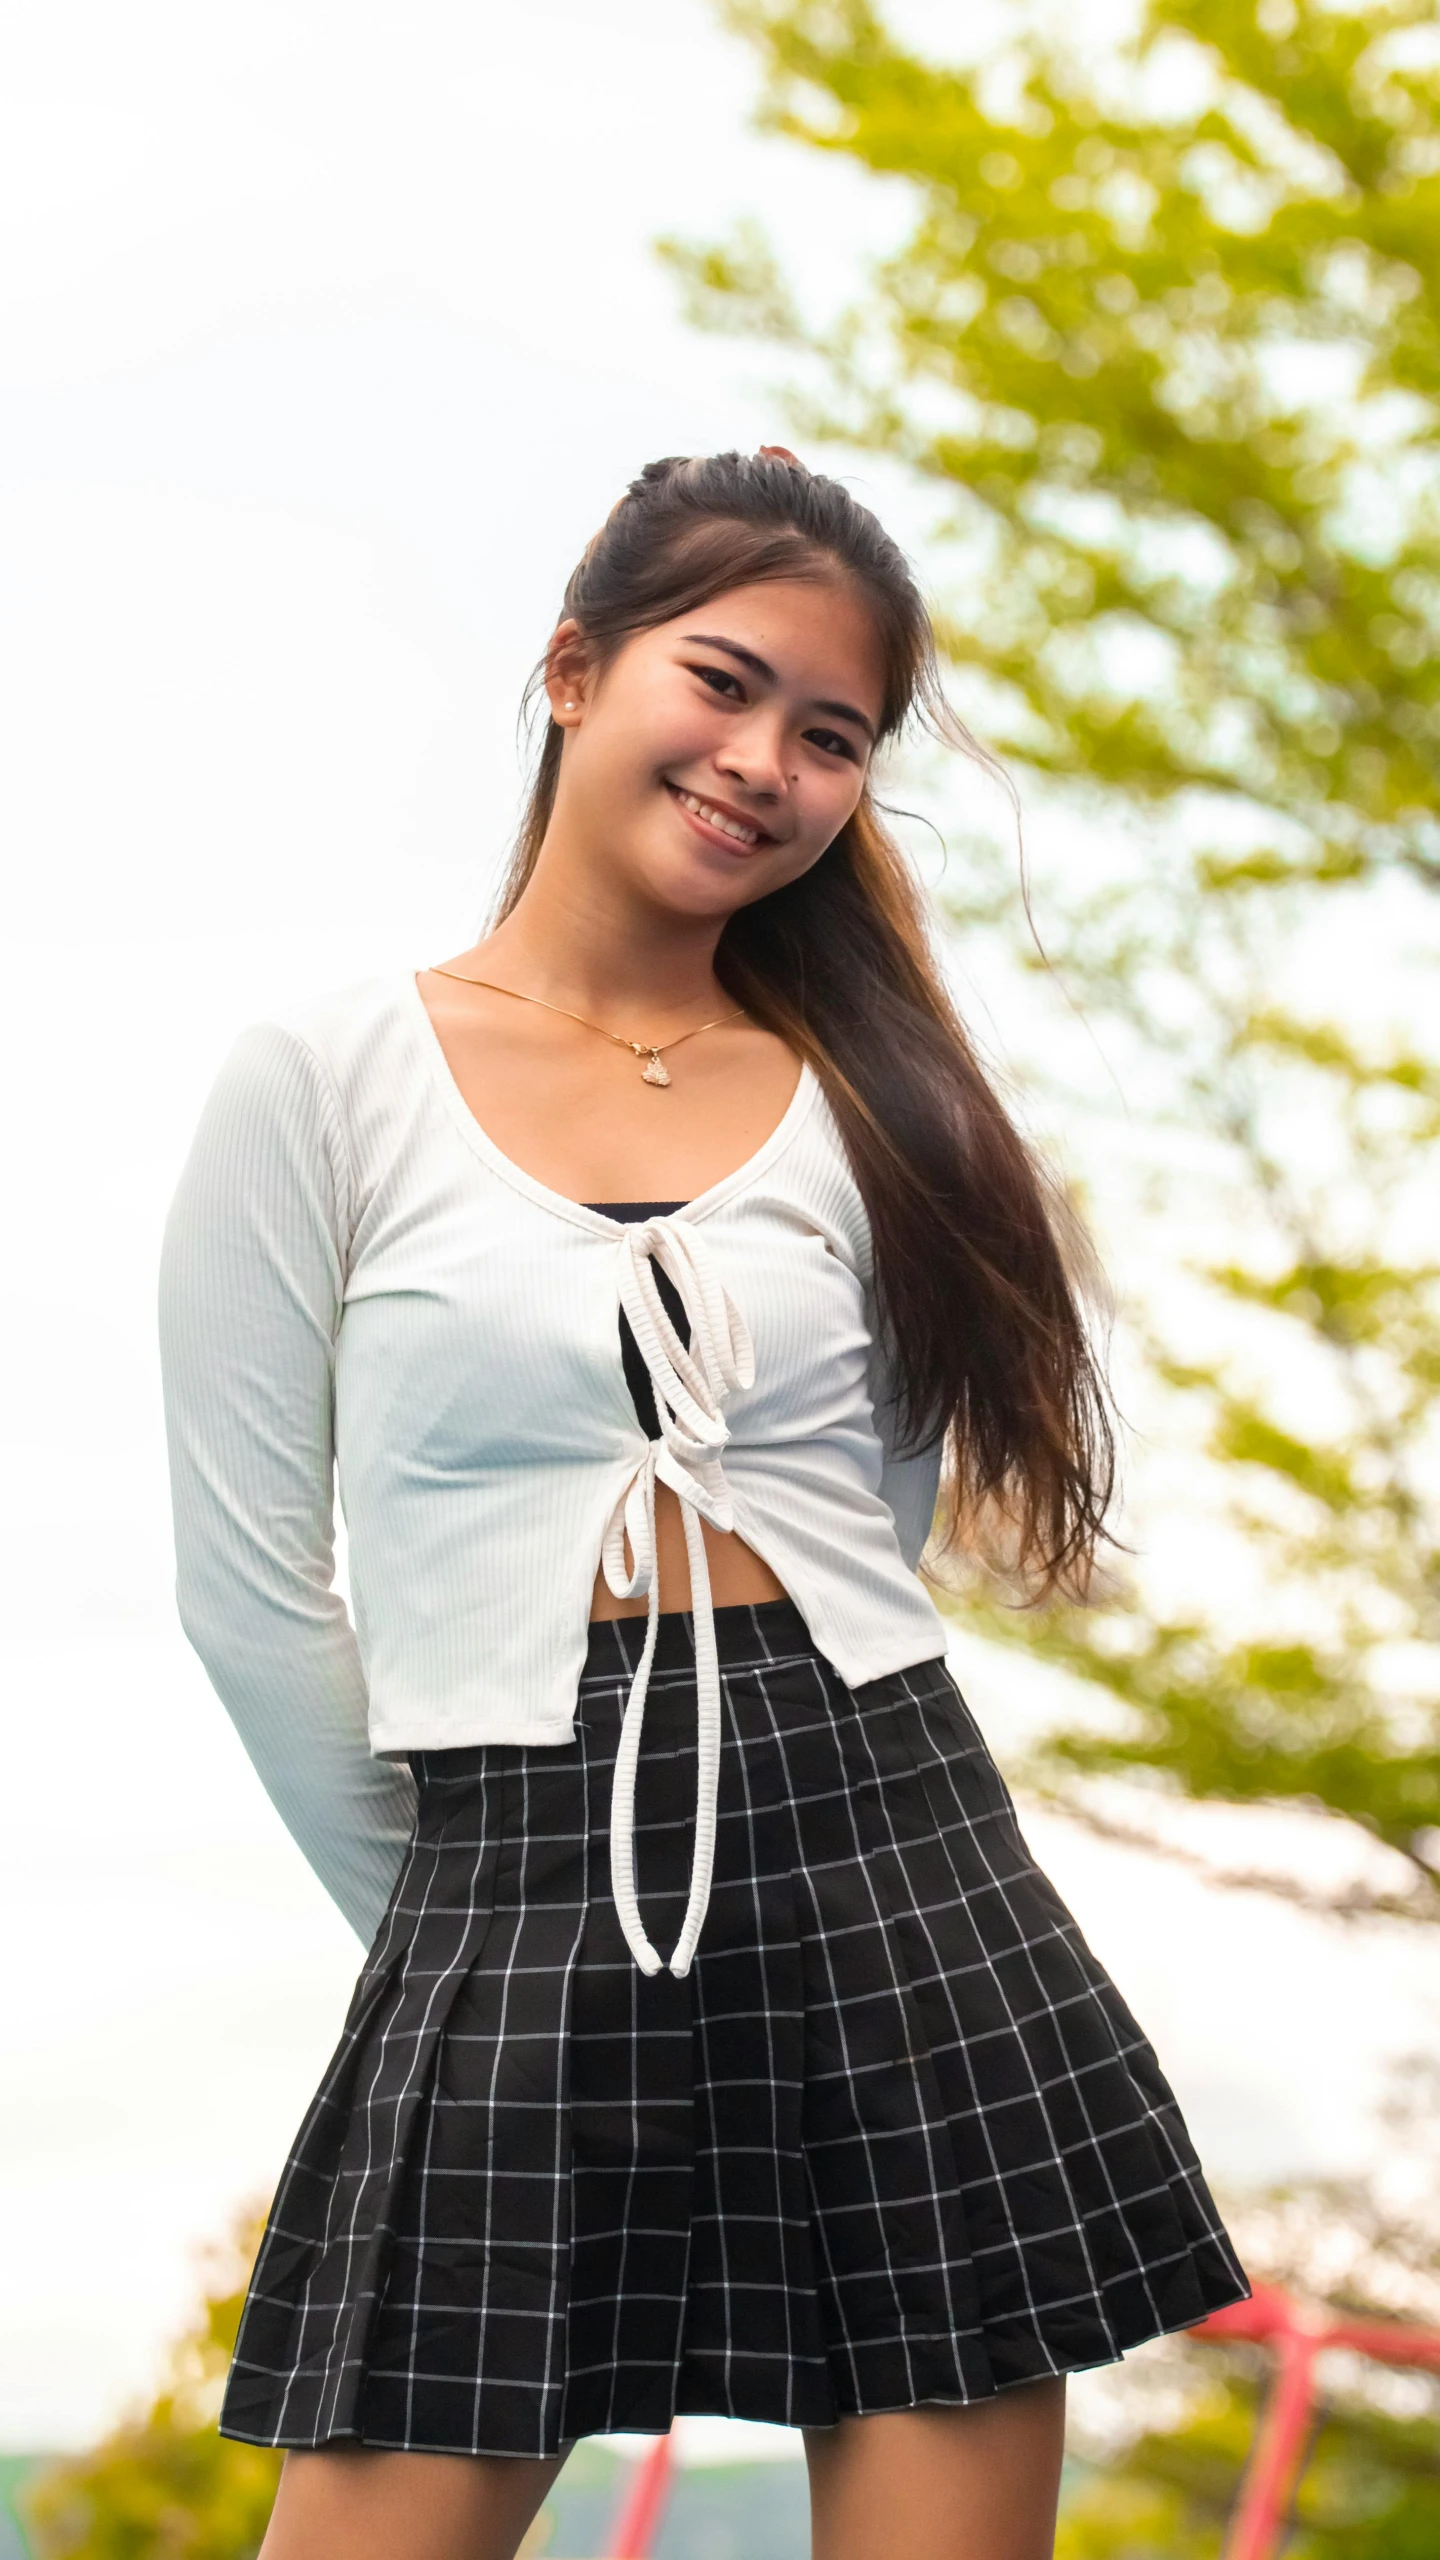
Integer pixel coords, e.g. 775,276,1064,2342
599,1216,754,1977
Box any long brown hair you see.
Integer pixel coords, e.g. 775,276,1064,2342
490,450,1114,1596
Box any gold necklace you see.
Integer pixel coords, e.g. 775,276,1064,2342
426,967,747,1087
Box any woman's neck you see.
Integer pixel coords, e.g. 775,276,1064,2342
468,873,731,1026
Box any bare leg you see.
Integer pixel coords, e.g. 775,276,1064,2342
258,2444,568,2560
804,2379,1066,2560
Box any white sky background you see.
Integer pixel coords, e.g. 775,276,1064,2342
2,0,1437,2457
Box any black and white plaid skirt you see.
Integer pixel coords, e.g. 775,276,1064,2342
221,1597,1247,2456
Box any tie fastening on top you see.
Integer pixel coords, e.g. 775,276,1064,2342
598,1216,754,1977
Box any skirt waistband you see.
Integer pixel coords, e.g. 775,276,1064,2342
582,1595,814,1686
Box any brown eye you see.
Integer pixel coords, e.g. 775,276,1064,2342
693,664,744,700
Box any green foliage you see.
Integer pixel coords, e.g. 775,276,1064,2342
668,0,1440,1917
667,0,1440,883
1058,2367,1253,2555
23,2211,281,2560
1059,2361,1440,2556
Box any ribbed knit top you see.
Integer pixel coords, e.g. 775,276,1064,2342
157,971,949,1959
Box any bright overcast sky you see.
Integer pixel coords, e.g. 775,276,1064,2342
2,0,1436,2455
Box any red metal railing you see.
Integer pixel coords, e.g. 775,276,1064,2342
604,2431,674,2558
1192,2283,1440,2560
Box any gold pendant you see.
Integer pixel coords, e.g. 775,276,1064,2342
640,1052,671,1086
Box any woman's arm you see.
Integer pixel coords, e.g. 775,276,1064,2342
157,1018,415,1948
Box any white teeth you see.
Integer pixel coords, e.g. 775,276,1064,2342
676,787,761,846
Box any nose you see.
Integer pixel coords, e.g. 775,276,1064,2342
714,706,788,805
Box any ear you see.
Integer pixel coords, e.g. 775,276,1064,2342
544,620,591,728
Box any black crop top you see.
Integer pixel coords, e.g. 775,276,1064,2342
582,1200,692,1440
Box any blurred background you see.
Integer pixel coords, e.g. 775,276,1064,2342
3,1,1439,2551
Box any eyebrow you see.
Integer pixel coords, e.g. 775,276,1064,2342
682,632,878,745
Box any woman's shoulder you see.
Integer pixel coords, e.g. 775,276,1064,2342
175,973,426,1241
212,970,420,1115
186,972,422,1179
259,967,419,1069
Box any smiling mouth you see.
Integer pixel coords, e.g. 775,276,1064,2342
665,781,775,850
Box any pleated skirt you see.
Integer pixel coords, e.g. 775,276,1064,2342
220,1597,1248,2455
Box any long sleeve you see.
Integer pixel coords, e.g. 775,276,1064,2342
864,1296,946,1578
157,1020,416,1946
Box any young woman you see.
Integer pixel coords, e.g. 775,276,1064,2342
158,449,1247,2560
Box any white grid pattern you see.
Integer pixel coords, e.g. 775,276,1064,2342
221,1600,1248,2458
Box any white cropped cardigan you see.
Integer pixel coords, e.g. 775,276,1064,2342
157,972,950,1973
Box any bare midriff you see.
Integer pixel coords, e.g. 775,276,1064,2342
588,1481,790,1621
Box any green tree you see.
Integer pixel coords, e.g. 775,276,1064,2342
23,2211,281,2560
1059,2364,1440,2556
664,0,1440,1919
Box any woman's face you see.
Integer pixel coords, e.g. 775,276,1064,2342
544,574,887,920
